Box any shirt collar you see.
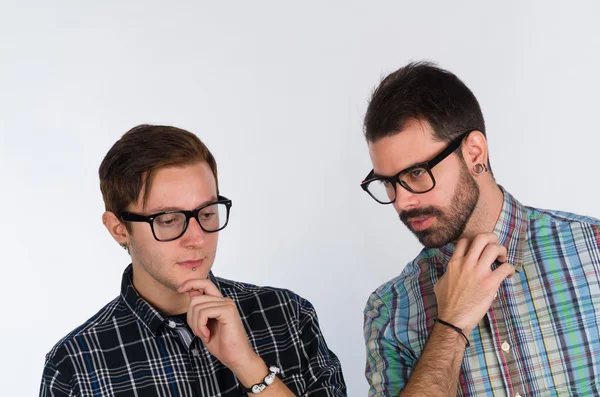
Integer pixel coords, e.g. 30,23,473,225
434,186,527,272
120,264,223,335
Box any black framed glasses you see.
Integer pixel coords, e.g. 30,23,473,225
120,195,233,242
361,130,473,204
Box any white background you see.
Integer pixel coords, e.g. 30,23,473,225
2,1,600,395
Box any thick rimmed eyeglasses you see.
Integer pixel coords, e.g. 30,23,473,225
120,195,232,242
360,130,473,204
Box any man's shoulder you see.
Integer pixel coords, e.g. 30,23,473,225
526,205,600,229
44,295,125,365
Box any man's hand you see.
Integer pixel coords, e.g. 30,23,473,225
434,233,515,337
178,279,267,386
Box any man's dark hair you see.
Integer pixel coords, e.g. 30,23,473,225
99,124,218,220
364,61,489,168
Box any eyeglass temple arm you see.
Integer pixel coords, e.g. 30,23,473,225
120,212,150,222
428,131,473,169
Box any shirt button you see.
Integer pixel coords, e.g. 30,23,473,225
168,320,177,328
501,341,511,353
191,349,200,357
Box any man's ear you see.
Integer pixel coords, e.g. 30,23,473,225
461,130,488,170
102,211,129,246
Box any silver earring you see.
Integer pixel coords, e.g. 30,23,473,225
473,163,488,175
120,243,128,250
192,268,196,271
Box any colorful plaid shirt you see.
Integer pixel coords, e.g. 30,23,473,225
364,188,600,396
41,265,346,396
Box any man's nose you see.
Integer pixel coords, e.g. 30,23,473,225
393,183,420,213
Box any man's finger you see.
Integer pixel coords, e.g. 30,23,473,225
188,306,217,341
196,307,228,343
178,279,222,297
453,238,470,260
490,262,516,286
464,233,499,265
477,243,507,271
188,295,225,306
191,301,230,316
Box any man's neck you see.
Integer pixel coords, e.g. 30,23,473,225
461,183,505,240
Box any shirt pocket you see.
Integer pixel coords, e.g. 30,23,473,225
525,309,600,395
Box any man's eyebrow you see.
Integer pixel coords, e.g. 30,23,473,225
145,206,181,213
372,168,404,178
373,160,427,178
145,197,218,213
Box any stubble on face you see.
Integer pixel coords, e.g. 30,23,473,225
129,238,183,292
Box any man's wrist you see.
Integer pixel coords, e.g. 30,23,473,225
436,311,472,337
432,320,470,350
230,352,269,388
433,318,470,347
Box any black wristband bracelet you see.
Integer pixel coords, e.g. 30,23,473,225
433,318,470,347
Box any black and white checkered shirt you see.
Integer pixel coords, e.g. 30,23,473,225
40,265,346,396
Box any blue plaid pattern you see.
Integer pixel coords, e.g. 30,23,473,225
364,188,600,396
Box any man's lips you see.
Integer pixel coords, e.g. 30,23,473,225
409,216,434,231
177,259,205,269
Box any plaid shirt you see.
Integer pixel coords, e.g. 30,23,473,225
364,188,600,396
41,266,346,396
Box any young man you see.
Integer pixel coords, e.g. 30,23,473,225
361,62,600,396
40,125,346,396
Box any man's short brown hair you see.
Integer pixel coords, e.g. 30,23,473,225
99,124,218,217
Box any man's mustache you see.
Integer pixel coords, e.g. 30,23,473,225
399,207,444,224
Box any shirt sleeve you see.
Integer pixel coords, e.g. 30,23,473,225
296,298,347,396
39,356,74,397
364,290,416,396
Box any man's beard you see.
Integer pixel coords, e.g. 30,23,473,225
399,162,479,248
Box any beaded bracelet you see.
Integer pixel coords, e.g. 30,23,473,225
244,365,281,394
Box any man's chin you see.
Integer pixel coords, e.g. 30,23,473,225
171,271,211,292
419,239,446,249
181,271,210,283
414,230,451,249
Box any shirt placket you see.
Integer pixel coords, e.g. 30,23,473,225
167,318,212,396
168,317,243,397
487,287,525,397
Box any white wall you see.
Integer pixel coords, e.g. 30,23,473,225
1,1,600,395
